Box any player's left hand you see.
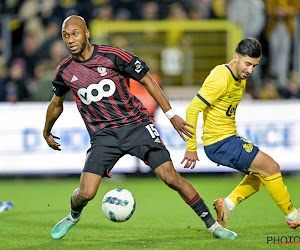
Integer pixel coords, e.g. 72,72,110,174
181,150,199,169
170,115,194,141
44,133,61,151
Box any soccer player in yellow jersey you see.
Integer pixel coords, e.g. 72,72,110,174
181,38,300,230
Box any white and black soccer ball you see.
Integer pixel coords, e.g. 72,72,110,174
102,188,136,222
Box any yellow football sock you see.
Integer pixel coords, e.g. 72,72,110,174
264,172,295,216
228,172,265,205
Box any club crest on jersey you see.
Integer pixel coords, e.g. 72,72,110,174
134,60,143,73
97,66,107,76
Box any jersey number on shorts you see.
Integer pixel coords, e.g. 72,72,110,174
145,124,160,138
77,79,116,105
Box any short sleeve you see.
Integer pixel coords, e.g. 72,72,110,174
124,56,150,81
52,67,70,97
107,46,149,81
198,67,228,105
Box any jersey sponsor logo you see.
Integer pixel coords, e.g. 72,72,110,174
228,95,234,98
134,60,143,73
226,105,236,117
71,75,78,82
77,79,116,105
97,66,107,76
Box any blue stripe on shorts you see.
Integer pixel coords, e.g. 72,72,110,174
204,135,259,173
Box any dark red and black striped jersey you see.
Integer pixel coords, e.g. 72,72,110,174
52,44,154,136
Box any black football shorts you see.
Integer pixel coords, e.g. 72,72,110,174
83,122,171,177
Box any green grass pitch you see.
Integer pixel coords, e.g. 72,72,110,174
1,174,300,249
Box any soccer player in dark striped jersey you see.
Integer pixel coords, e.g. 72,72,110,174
43,15,237,240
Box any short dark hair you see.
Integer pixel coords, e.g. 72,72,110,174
235,38,262,58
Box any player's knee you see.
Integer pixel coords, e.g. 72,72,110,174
78,188,96,201
265,160,280,176
272,161,280,174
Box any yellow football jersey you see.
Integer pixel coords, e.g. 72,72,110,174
186,64,246,150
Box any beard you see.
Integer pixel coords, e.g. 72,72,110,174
69,39,87,58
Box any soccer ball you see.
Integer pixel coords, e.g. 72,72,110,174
102,188,136,222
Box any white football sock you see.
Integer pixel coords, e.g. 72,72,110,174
69,212,81,222
286,209,298,222
207,221,220,233
224,197,235,211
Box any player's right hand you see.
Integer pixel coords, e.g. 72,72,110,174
181,150,199,169
44,133,61,151
170,115,194,141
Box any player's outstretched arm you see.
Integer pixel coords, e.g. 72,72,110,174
43,94,66,151
139,73,194,141
182,95,205,167
181,150,199,169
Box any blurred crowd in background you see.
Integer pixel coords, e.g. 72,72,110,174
1,0,300,102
